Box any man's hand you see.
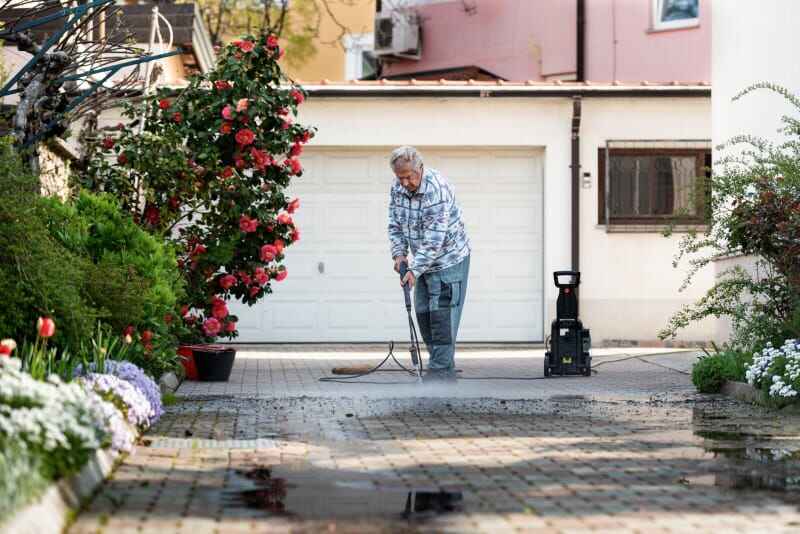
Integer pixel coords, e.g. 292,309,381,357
401,270,416,289
393,255,407,273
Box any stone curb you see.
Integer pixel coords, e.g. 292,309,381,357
720,380,761,404
1,448,119,534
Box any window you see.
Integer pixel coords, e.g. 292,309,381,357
652,0,699,31
344,33,376,80
598,148,710,225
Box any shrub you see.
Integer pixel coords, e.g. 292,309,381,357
691,347,751,393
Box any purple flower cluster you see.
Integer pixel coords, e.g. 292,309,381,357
79,373,153,429
75,360,163,424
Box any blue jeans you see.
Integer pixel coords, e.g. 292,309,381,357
414,255,470,372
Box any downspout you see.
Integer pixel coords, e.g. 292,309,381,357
576,0,585,82
571,96,582,273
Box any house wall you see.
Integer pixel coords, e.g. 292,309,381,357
296,93,713,342
381,0,710,83
710,0,800,345
281,0,376,82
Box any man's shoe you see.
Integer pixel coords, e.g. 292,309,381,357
423,369,458,384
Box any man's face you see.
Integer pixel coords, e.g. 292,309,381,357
394,162,423,193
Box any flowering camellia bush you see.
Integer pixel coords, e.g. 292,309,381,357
82,33,313,342
746,339,800,401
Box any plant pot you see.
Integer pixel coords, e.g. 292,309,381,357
177,345,199,380
192,345,236,382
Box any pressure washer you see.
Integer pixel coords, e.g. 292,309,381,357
543,271,592,377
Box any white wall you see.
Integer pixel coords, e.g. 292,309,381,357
711,0,800,344
299,94,713,343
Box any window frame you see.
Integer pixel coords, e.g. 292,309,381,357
343,33,375,80
651,0,700,32
597,147,710,226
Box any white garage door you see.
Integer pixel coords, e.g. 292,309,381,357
232,147,544,342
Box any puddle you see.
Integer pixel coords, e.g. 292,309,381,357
230,465,463,520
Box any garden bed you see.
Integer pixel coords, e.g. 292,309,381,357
1,448,120,534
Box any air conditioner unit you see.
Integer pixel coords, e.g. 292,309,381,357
374,12,421,60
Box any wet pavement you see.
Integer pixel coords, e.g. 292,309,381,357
67,350,800,533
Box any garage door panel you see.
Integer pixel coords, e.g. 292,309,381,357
236,147,544,342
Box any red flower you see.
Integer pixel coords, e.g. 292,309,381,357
158,99,171,110
221,105,234,120
221,166,234,179
0,339,16,357
144,204,160,225
250,148,272,170
277,212,293,226
239,214,259,233
225,321,237,333
235,158,246,169
220,121,233,135
164,314,173,325
214,80,231,91
266,35,279,50
235,128,255,146
286,157,302,175
274,238,285,254
191,244,207,257
220,274,237,290
290,143,303,157
123,324,135,337
290,228,301,243
173,112,183,123
203,317,222,336
291,88,305,105
254,267,269,286
102,137,115,150
212,301,229,320
249,286,261,297
37,317,55,338
277,107,289,116
168,196,181,210
141,330,153,343
239,271,252,286
181,305,190,317
236,39,255,53
260,244,278,262
275,269,288,282
117,153,128,165
287,198,300,214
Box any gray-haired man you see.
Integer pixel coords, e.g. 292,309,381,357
387,146,471,383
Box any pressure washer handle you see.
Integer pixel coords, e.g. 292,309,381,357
398,261,413,311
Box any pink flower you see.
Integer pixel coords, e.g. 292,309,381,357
235,158,247,169
235,128,255,146
260,244,278,262
181,305,190,317
239,214,259,233
290,228,301,242
212,302,229,320
236,40,255,53
191,244,207,257
274,238,285,254
275,270,288,282
37,317,55,338
219,274,237,290
277,212,293,226
266,35,279,50
236,98,249,112
221,105,234,120
291,88,305,105
249,286,261,297
203,317,222,336
277,107,289,116
288,157,302,175
250,148,272,170
215,80,231,91
287,198,300,214
254,267,269,286
290,143,303,157
224,321,237,333
238,271,252,285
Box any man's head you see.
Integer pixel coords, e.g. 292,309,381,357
390,146,424,193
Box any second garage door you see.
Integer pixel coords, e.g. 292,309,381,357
232,147,544,342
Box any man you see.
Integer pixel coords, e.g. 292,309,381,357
387,146,471,383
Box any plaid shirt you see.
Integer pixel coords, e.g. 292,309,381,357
388,167,471,278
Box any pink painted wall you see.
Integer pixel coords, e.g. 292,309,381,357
382,0,710,83
382,0,575,81
586,0,711,82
